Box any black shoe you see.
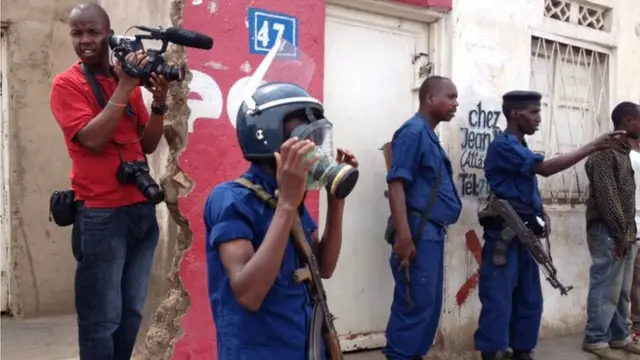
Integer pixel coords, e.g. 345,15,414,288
512,350,534,360
481,350,512,360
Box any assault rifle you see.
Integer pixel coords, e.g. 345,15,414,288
234,178,343,360
479,199,574,296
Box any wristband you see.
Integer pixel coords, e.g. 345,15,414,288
108,100,126,108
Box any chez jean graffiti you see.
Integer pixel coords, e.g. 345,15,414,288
458,101,502,198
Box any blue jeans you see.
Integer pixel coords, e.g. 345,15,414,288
72,202,159,360
584,222,637,349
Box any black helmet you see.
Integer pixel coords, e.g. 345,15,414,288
236,82,324,161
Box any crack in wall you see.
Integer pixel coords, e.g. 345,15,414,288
140,0,195,358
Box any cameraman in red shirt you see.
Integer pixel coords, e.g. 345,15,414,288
49,3,169,360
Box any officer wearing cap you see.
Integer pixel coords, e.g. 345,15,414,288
203,82,358,359
474,90,625,360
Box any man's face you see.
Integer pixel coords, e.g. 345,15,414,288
69,11,110,66
514,104,541,135
428,80,459,122
623,114,640,139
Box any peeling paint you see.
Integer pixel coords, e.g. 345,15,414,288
139,0,194,358
192,0,202,5
239,61,252,74
203,61,227,70
208,0,218,14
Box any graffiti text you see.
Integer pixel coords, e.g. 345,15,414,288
458,101,503,198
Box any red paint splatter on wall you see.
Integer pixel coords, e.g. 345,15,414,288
174,1,325,359
455,230,483,307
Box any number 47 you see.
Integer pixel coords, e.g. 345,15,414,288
257,20,286,49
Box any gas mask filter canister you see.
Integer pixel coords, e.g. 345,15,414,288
290,119,359,199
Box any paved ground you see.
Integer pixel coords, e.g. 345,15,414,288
2,314,640,359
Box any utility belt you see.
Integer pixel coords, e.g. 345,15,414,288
477,199,573,296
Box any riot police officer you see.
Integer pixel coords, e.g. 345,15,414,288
203,82,358,359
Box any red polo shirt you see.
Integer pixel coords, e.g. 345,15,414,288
50,62,150,208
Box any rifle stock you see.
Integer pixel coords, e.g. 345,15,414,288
488,199,574,296
291,217,344,360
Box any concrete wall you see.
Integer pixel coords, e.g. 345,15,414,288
438,0,640,354
1,0,81,318
1,0,179,325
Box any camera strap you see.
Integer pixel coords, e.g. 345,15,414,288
81,63,136,118
81,63,146,153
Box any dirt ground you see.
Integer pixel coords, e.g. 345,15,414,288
2,314,639,360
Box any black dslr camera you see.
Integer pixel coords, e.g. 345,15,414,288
109,25,214,87
116,160,165,205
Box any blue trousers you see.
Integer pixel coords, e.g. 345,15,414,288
384,237,444,359
73,202,159,360
474,230,543,353
584,222,636,349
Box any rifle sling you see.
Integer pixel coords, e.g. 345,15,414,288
234,177,314,271
412,162,443,245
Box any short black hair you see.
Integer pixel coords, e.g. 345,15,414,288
70,3,111,30
611,101,640,128
418,76,449,107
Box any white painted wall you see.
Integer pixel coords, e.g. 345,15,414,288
437,0,640,351
320,0,640,354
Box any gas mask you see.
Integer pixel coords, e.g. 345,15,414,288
291,119,359,199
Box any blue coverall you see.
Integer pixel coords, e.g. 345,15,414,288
474,131,545,354
204,164,324,360
384,113,462,359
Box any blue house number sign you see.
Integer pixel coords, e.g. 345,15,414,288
248,7,299,57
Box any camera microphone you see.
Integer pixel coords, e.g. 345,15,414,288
136,26,214,50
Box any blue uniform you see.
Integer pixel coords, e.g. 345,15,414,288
474,131,545,353
384,113,462,359
204,164,322,360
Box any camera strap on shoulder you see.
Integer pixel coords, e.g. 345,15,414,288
81,63,136,118
80,63,145,153
233,177,343,360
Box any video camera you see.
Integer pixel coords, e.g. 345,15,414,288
108,25,214,87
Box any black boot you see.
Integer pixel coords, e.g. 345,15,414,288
512,350,535,360
481,350,512,360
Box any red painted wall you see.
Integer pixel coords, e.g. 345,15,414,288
173,0,325,358
173,0,451,358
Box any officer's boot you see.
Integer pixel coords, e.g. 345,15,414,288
512,350,535,360
481,350,512,360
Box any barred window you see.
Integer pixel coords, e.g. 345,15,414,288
529,36,610,204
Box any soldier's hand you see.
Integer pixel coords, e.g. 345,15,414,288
393,235,416,268
589,130,627,152
275,138,317,209
336,148,359,168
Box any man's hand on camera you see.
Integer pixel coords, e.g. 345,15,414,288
147,73,170,106
115,50,149,92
